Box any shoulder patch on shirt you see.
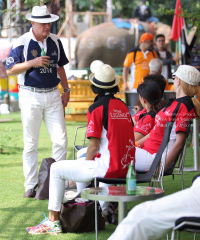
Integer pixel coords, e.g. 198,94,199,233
6,57,14,65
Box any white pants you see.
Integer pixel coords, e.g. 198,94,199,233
19,88,67,191
135,147,156,171
48,159,96,211
76,147,111,215
108,177,200,240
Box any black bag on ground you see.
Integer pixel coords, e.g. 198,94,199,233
35,158,56,200
60,197,105,233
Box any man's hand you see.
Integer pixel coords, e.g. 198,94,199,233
61,92,70,107
32,56,50,68
124,82,129,91
172,56,181,62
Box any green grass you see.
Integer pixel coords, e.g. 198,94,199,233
0,112,199,240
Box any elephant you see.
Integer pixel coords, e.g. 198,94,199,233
75,21,172,68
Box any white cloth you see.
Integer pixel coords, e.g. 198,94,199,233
19,88,67,191
108,177,200,240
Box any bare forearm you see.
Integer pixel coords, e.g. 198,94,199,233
165,132,186,169
6,56,50,76
7,61,34,76
165,141,183,169
86,145,99,160
86,138,100,160
137,133,150,147
123,66,129,85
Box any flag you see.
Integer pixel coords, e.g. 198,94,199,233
170,0,184,42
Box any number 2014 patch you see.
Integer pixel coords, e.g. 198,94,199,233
40,68,52,73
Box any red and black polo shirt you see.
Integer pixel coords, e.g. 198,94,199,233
134,110,156,136
86,94,135,178
143,96,196,154
134,108,147,122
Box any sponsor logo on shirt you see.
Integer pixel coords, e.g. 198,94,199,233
110,109,131,122
121,139,135,169
6,57,14,65
136,123,151,133
52,51,57,56
87,120,94,133
31,49,38,58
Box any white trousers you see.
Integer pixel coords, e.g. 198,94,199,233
48,159,96,211
135,147,156,171
108,177,200,240
19,88,67,191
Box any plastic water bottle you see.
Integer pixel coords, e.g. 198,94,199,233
41,48,46,56
126,160,136,195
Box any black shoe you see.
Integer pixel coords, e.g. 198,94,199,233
24,184,38,198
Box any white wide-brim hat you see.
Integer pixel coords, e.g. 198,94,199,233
26,5,59,23
90,60,104,73
173,65,200,86
89,64,120,89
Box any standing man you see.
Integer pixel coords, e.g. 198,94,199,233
123,33,157,91
155,34,181,80
6,5,70,198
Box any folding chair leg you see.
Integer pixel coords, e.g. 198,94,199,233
181,173,184,190
171,230,175,240
94,178,98,240
194,233,196,240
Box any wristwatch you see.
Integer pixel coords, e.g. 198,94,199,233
64,88,71,93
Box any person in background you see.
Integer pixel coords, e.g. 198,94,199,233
133,74,166,125
132,0,151,22
108,174,200,240
123,33,157,91
26,64,135,235
6,5,70,198
149,58,163,75
155,34,181,81
134,81,166,141
132,0,159,23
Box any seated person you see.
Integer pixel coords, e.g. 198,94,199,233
134,81,166,141
135,65,200,172
133,74,166,124
26,64,135,235
108,175,200,240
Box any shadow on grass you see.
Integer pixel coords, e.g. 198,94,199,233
0,199,115,240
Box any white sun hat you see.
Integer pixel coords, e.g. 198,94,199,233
173,65,200,86
26,5,59,23
89,64,120,89
90,60,104,73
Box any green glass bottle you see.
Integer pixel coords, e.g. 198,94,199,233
41,48,46,56
126,160,136,195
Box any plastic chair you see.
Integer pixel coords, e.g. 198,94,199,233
73,126,87,159
171,217,200,240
